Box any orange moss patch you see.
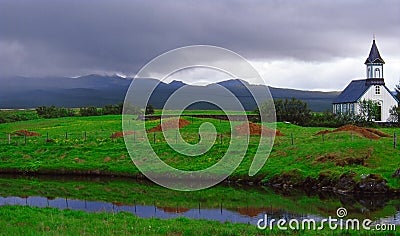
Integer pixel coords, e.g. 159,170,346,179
315,124,390,140
110,131,134,139
234,122,284,136
147,118,190,133
13,130,41,137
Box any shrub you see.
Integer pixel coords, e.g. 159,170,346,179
79,106,100,116
102,103,123,115
36,106,75,118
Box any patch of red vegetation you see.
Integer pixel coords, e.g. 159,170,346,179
110,131,134,139
234,122,284,136
315,124,390,140
147,118,190,133
13,130,41,137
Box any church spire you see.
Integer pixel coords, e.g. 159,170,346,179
365,39,384,80
365,39,385,64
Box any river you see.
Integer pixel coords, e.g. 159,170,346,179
0,175,399,226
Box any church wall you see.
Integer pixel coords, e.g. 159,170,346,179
359,86,398,121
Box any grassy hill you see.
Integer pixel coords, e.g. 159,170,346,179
0,114,399,191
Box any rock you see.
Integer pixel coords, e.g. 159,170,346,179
335,173,356,192
356,174,388,193
392,168,400,178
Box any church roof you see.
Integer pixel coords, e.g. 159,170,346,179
333,79,398,104
333,80,369,103
364,39,385,64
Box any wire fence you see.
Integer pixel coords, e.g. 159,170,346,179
0,129,397,148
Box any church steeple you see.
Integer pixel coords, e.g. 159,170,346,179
365,39,385,81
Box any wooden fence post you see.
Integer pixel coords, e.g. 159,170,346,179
65,132,68,140
8,133,11,145
394,132,397,149
291,133,294,145
84,131,87,141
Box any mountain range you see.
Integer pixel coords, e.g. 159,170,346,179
0,74,340,111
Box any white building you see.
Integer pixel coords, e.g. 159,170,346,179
332,39,398,122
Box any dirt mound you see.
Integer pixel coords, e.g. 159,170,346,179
110,131,134,139
365,128,392,138
147,118,190,133
13,130,41,137
315,130,331,135
234,122,284,136
315,124,390,140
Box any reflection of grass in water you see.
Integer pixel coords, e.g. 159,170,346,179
0,176,398,222
0,205,264,236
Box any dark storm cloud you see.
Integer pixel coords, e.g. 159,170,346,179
0,0,399,77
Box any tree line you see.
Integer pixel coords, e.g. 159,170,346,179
35,103,155,119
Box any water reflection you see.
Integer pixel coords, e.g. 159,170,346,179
0,174,399,226
1,194,399,226
0,195,324,225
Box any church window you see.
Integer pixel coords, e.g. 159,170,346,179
375,85,380,95
374,68,381,78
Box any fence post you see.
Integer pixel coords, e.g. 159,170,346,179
394,132,397,149
46,132,49,142
8,133,11,145
65,132,68,140
291,133,294,145
153,132,156,144
322,133,325,142
84,131,87,141
220,134,222,144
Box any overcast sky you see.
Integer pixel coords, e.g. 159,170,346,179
1,0,399,91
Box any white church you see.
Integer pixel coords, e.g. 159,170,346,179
332,39,398,122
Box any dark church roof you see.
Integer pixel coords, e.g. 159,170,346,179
333,79,398,104
333,80,369,103
364,39,385,64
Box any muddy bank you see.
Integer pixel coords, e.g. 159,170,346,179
1,167,400,195
264,171,400,195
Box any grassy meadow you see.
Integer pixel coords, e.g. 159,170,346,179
0,112,399,188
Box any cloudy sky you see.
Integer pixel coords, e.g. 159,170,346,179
1,0,399,91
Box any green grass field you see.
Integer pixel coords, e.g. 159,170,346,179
0,114,399,189
0,206,396,235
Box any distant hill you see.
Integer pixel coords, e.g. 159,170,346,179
0,75,339,111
